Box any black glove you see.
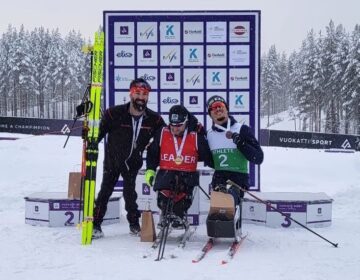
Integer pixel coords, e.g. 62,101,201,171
214,184,228,193
231,132,245,146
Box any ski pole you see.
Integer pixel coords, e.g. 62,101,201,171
197,185,210,200
156,195,173,261
226,180,339,248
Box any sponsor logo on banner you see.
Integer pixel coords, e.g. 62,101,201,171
233,25,246,35
230,45,250,66
206,22,227,42
140,27,155,39
183,22,204,42
114,46,134,66
183,92,204,112
143,49,152,58
207,69,226,89
166,72,175,81
229,22,250,42
186,74,201,86
162,96,179,104
184,46,203,65
160,22,180,42
160,69,180,89
166,24,175,37
114,22,134,43
229,68,249,89
137,45,157,66
189,96,198,104
184,69,203,89
61,124,71,134
115,74,132,83
206,45,227,66
163,50,177,63
341,139,352,149
141,73,156,82
120,26,128,35
114,68,134,89
116,51,132,58
138,69,157,89
229,92,249,112
137,22,157,42
142,183,151,195
160,92,181,111
160,45,180,66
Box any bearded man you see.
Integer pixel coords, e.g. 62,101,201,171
92,78,165,238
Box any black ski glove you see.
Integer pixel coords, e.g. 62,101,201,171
231,132,245,146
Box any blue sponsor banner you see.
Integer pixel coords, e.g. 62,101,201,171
263,129,360,151
104,10,261,190
0,116,82,136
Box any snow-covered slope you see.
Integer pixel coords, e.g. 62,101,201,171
0,133,359,280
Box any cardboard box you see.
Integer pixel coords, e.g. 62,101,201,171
208,191,235,220
25,192,121,227
68,172,82,199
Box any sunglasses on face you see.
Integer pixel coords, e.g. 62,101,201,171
170,122,186,127
209,101,226,111
130,86,150,95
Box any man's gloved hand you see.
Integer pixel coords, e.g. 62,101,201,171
214,184,228,193
231,132,245,146
145,169,155,187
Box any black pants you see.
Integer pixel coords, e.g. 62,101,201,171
94,169,140,227
211,171,249,205
157,187,194,219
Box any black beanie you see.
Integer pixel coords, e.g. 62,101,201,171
206,95,229,115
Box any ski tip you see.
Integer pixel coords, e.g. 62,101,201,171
221,260,228,265
192,260,199,263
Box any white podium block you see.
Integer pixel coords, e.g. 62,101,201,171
134,169,200,225
25,192,121,227
242,192,333,228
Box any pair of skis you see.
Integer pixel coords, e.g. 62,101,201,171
143,227,196,260
81,31,104,245
192,235,247,264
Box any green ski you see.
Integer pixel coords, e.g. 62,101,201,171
81,31,104,245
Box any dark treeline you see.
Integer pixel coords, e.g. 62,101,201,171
1,21,359,134
261,21,360,135
0,25,91,120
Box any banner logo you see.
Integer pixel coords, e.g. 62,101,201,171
120,26,128,35
341,139,351,149
166,25,174,36
140,27,155,39
61,124,71,134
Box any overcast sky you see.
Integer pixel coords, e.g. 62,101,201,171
1,0,359,54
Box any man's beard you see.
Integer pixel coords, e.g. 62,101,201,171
132,98,147,112
216,116,226,122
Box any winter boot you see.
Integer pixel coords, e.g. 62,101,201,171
129,222,141,235
92,224,104,239
171,216,189,230
157,213,167,230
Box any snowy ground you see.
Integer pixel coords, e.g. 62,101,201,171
0,133,359,280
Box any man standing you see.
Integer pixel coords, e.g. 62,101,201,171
145,105,212,229
206,95,263,204
93,78,165,238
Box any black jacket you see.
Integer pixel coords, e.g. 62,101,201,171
99,103,165,172
146,114,212,191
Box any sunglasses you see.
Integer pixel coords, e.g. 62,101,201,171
170,122,186,127
130,86,150,95
209,101,226,111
